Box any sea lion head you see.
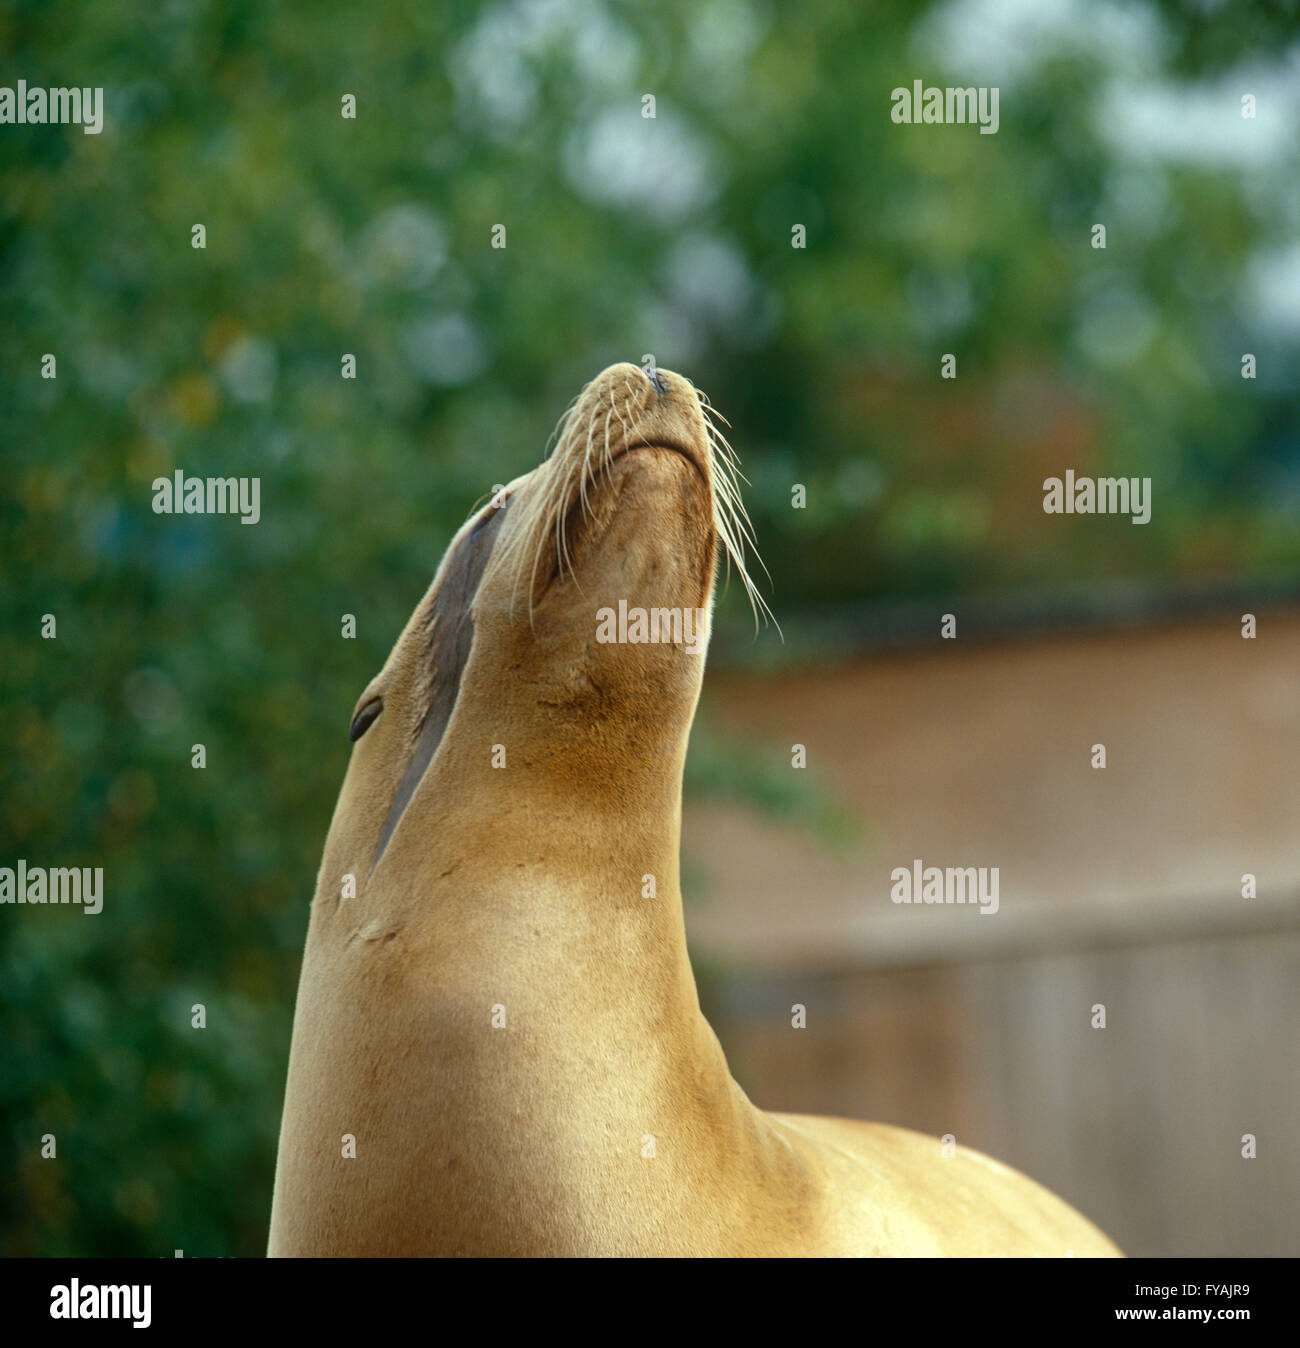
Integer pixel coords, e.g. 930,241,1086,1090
326,362,769,881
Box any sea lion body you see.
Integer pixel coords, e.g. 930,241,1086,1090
268,364,1120,1257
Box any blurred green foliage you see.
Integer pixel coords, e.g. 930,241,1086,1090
2,0,1297,1254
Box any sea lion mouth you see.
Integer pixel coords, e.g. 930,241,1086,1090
522,435,712,606
615,437,710,490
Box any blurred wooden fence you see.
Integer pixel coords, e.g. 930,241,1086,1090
686,608,1300,1256
706,928,1298,1255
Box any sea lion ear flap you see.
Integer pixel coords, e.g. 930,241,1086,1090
349,698,383,741
348,677,388,742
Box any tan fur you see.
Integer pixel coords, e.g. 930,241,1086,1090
268,363,1121,1257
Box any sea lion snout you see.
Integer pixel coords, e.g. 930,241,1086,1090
570,361,714,498
479,362,718,608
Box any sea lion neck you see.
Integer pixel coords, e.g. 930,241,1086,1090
366,660,696,905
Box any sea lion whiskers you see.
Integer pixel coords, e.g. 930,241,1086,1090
488,366,776,642
492,409,575,618
692,386,778,635
492,375,653,624
572,397,605,536
555,388,622,591
492,369,775,633
544,392,582,455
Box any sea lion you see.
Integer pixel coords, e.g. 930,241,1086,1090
268,362,1120,1257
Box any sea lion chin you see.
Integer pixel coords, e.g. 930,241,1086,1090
268,362,1122,1258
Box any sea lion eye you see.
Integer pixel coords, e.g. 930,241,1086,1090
349,697,383,742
